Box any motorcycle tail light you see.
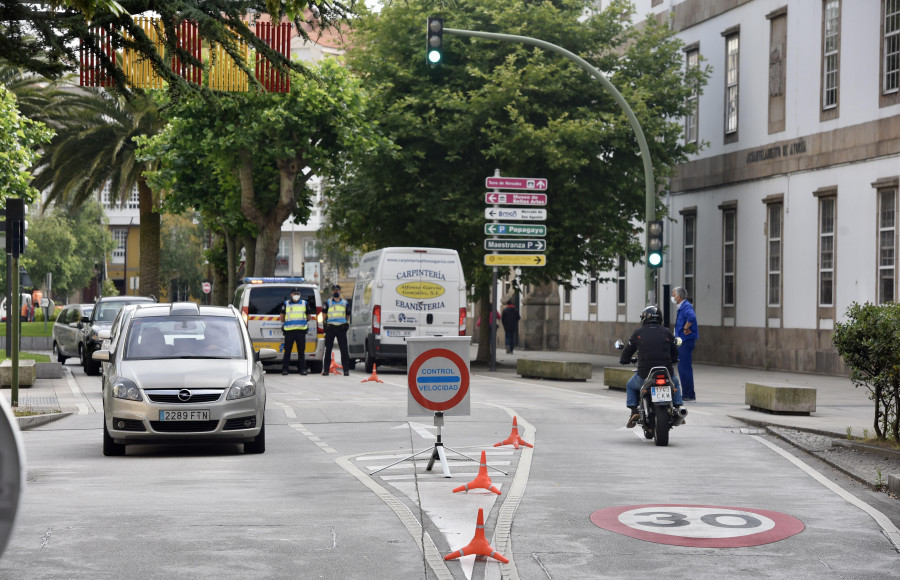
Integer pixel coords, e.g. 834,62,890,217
655,374,667,385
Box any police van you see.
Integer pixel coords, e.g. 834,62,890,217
232,277,325,372
348,247,467,373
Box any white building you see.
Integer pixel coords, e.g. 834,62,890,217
552,0,900,374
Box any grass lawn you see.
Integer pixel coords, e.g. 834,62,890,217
0,321,54,338
0,352,51,363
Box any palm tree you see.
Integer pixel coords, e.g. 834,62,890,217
28,86,165,297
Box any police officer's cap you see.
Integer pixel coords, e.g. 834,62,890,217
332,284,341,291
290,287,301,294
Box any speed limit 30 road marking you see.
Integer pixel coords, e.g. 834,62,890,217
590,504,804,548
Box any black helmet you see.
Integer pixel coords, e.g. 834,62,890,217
640,305,662,325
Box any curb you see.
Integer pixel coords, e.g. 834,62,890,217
15,412,72,430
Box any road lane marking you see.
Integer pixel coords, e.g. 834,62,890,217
288,422,336,454
270,400,297,419
752,435,900,552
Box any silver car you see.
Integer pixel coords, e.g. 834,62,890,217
94,302,276,456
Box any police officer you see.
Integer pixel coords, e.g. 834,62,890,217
322,284,350,376
619,305,684,428
280,287,312,375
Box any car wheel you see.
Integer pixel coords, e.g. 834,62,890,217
103,422,126,456
245,421,265,454
364,344,374,374
308,361,323,374
53,342,67,364
347,358,357,371
86,357,100,376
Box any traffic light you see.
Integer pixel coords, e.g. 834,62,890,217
647,220,663,268
6,198,27,257
426,17,444,67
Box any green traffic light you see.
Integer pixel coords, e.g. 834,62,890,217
648,252,662,267
428,50,442,64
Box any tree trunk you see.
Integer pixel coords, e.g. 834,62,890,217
475,293,494,363
893,377,900,443
874,383,884,439
226,232,237,296
137,176,160,299
254,223,281,276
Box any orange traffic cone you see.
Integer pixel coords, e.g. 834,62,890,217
328,353,343,375
452,451,501,495
493,416,533,449
444,508,508,563
361,364,384,383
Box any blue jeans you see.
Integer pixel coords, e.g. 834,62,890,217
678,339,696,399
626,370,683,408
505,330,517,352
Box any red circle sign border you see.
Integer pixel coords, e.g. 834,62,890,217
590,504,805,548
407,348,470,412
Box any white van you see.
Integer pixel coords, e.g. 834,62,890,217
348,247,467,373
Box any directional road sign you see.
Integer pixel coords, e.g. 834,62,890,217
484,239,546,252
485,177,548,191
484,192,548,206
485,208,546,221
484,254,546,267
484,223,547,236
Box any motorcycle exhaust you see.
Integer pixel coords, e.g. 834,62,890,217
676,407,688,418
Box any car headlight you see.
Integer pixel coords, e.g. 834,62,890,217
90,328,100,341
226,377,256,400
112,378,142,401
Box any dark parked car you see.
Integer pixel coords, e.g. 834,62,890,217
51,303,94,364
81,296,156,375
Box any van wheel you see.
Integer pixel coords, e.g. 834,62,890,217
53,342,67,364
364,346,374,374
308,361,323,374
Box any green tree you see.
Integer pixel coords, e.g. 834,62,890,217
0,85,52,203
833,302,900,443
0,0,357,98
160,213,206,301
324,0,708,359
29,88,166,298
22,202,116,301
141,58,381,283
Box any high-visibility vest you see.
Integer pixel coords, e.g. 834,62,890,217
326,298,348,325
283,300,308,331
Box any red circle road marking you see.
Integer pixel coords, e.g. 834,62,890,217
590,504,804,548
407,348,470,412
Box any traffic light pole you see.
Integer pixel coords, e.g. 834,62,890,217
10,256,19,407
443,27,659,304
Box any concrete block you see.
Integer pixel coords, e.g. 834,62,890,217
0,359,36,387
745,382,816,415
889,474,900,496
517,359,592,381
603,367,632,390
35,362,63,379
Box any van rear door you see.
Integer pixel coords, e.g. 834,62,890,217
381,249,461,339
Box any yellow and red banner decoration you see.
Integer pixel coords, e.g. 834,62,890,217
80,18,292,93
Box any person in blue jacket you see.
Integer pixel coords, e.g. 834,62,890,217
672,286,699,401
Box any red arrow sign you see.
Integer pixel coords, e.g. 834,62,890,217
484,192,548,206
485,177,548,191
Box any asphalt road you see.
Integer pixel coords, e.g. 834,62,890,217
1,358,898,579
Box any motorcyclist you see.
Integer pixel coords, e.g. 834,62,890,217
619,305,684,428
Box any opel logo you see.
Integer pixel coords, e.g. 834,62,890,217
178,389,192,402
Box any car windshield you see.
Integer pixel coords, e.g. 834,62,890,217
124,316,245,360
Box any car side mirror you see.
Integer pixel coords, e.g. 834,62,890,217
256,348,278,362
92,350,110,362
98,329,111,340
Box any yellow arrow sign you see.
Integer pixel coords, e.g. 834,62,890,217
484,254,546,267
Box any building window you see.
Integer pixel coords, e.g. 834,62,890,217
884,0,900,96
589,275,598,305
564,286,572,306
101,183,139,210
723,208,736,307
683,213,696,301
111,228,127,264
724,32,740,137
879,188,897,303
276,238,290,271
303,239,318,261
767,8,787,134
819,197,836,306
616,256,626,306
767,204,782,307
822,0,841,110
684,48,700,144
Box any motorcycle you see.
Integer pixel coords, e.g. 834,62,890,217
615,339,687,447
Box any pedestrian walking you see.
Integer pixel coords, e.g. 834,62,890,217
322,284,350,376
501,300,520,354
672,286,699,401
280,287,313,375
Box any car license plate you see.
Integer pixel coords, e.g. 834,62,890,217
650,386,672,403
159,410,210,421
264,328,283,338
386,329,411,337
